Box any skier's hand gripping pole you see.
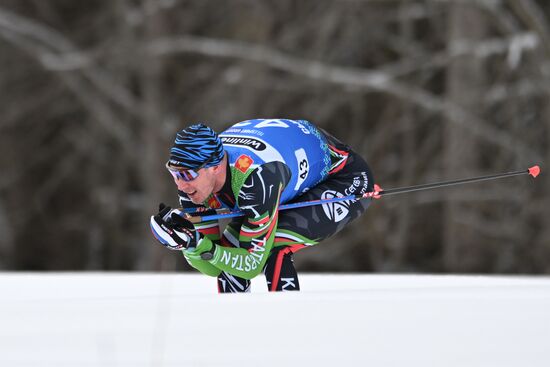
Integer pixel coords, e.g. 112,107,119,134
150,203,199,250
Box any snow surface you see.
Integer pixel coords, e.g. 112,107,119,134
1,273,549,367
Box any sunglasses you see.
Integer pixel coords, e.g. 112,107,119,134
165,156,213,182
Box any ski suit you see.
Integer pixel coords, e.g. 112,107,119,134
178,119,374,292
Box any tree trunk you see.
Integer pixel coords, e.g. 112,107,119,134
136,0,173,271
443,4,486,271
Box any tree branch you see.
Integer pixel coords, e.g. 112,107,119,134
0,7,143,120
148,34,540,160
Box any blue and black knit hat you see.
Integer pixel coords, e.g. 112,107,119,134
168,124,225,169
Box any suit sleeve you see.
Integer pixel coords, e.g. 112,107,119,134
178,191,222,277
205,161,292,279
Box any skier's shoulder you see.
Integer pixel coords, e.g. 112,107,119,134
230,159,290,193
236,161,291,211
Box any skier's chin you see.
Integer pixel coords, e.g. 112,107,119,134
189,192,206,204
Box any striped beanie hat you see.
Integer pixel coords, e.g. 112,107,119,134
168,124,224,169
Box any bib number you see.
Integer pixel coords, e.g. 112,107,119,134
233,119,290,129
294,148,309,190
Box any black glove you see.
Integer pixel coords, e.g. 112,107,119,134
150,203,199,250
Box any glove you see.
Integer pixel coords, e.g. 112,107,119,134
150,203,199,250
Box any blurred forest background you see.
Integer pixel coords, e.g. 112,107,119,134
0,0,548,273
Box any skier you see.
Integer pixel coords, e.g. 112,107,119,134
150,119,375,292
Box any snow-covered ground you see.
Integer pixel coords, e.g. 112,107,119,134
1,273,549,367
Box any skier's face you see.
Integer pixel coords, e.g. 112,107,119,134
172,166,217,204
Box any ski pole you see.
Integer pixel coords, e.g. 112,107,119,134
183,165,540,223
376,165,540,197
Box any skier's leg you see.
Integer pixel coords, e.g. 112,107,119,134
262,150,374,291
217,271,251,293
264,246,300,292
276,149,374,245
